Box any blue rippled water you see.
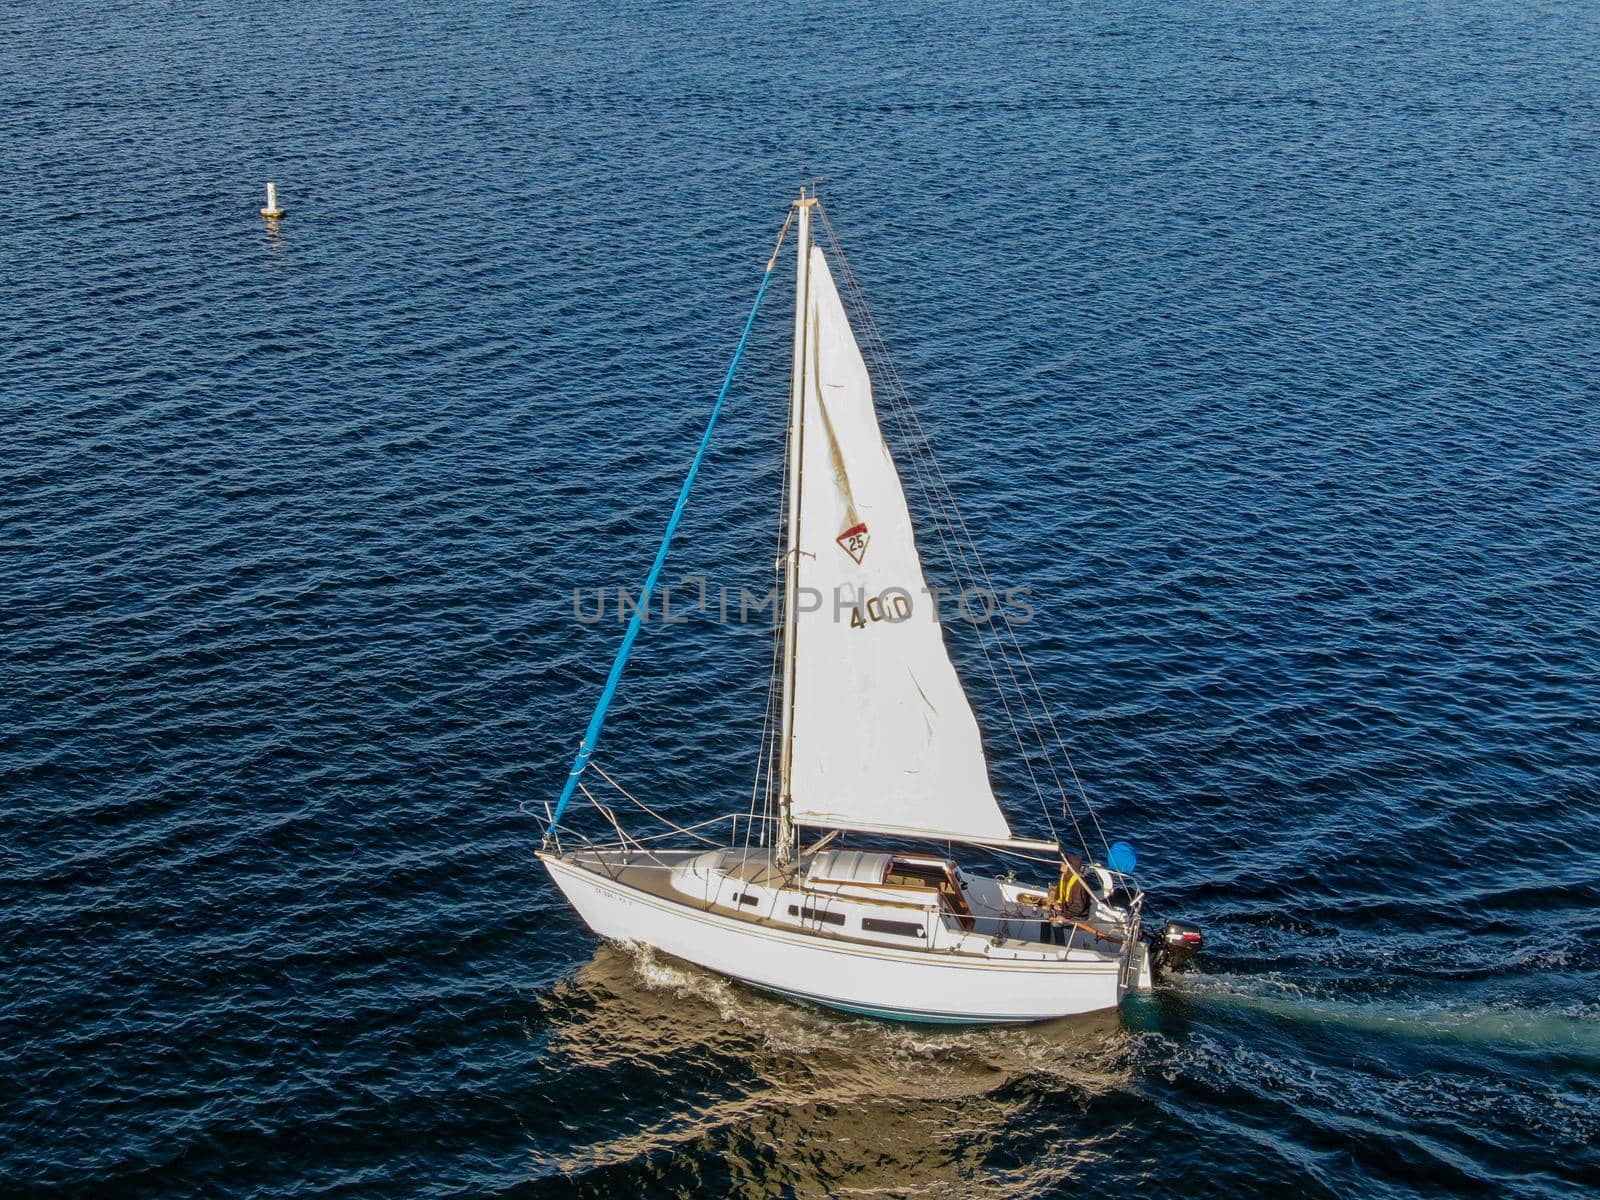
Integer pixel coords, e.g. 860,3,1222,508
4,1,1598,1196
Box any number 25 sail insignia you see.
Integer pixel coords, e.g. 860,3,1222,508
836,521,870,565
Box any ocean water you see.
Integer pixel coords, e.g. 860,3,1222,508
4,1,1598,1196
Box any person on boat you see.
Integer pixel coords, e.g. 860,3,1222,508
1041,854,1090,946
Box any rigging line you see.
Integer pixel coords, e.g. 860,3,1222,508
815,207,1091,845
874,379,1073,850
747,537,783,836
745,649,774,856
577,784,692,868
812,212,1065,852
755,334,793,864
881,383,1091,853
746,486,787,860
874,310,1109,857
747,326,798,866
876,334,1097,854
589,763,724,847
800,211,1062,857
811,208,1062,810
816,204,1106,854
547,217,791,834
766,375,796,857
812,206,1067,850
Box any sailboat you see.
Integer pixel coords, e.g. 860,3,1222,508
537,191,1202,1023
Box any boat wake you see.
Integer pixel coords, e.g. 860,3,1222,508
1161,971,1600,1060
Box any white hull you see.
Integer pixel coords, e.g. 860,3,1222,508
541,852,1141,1023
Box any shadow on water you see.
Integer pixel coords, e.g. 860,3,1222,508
521,942,1144,1197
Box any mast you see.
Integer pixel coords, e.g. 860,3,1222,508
775,190,815,864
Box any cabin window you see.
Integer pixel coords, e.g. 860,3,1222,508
861,917,924,939
733,892,760,907
788,903,846,926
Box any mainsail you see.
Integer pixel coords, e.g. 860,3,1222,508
785,246,1015,846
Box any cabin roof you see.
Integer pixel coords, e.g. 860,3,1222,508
806,849,892,885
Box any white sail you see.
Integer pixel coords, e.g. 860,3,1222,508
786,246,1015,846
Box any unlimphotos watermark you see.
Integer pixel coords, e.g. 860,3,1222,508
571,575,1034,627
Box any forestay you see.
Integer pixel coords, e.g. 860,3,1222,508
786,246,1015,847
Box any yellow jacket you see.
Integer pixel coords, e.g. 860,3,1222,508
1049,865,1083,908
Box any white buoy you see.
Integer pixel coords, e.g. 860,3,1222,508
260,182,286,219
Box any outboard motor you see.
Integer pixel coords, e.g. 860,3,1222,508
1151,920,1204,977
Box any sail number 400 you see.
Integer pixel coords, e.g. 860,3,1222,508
849,589,912,629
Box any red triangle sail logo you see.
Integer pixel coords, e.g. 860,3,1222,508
836,522,869,565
